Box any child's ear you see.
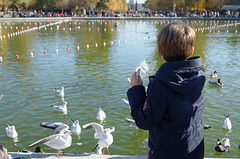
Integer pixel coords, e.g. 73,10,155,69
157,48,161,56
190,47,194,56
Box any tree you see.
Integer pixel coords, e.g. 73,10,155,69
144,0,153,10
19,0,36,11
55,0,70,12
36,0,44,10
156,0,172,10
96,0,109,10
2,0,13,11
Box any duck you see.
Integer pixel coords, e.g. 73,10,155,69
204,124,211,130
215,137,230,152
223,114,232,130
210,71,218,78
82,122,115,155
96,108,106,121
208,79,223,87
35,147,45,153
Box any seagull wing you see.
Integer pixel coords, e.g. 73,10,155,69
54,125,69,135
82,122,104,139
40,122,66,130
121,98,131,108
40,122,69,135
28,135,58,148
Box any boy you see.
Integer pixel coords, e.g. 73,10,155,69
127,21,205,159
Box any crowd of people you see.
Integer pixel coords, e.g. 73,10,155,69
0,9,239,18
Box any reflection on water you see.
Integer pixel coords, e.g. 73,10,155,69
0,19,240,157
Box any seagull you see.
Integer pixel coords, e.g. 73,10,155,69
6,123,18,139
96,108,106,121
82,122,115,155
0,54,3,63
223,114,232,130
28,129,72,158
124,117,138,129
40,122,69,135
51,101,68,115
121,97,131,108
54,87,64,97
0,94,3,100
215,137,230,152
70,119,81,140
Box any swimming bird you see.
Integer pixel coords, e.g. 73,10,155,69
70,119,81,139
54,87,64,97
51,101,68,115
35,147,45,153
28,129,72,158
30,49,33,57
121,97,131,108
82,122,115,155
96,108,106,121
208,79,223,87
40,122,69,135
223,114,232,130
210,71,218,78
0,94,3,100
6,123,18,139
125,117,137,128
215,137,230,152
0,54,3,62
204,124,211,130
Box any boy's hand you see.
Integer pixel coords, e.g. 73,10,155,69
131,72,143,87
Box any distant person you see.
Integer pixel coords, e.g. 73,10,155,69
127,21,205,159
0,144,9,159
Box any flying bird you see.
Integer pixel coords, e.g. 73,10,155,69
82,122,114,155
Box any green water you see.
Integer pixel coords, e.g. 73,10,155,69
0,19,240,158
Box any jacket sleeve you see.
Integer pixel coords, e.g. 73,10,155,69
127,83,167,130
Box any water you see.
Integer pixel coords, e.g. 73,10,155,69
0,19,240,157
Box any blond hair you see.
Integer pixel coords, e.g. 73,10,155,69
0,144,9,159
157,21,195,62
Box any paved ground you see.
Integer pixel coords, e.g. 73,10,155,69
9,152,237,159
9,152,146,159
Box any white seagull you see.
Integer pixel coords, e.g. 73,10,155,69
28,129,72,158
70,119,81,140
121,97,131,108
54,87,64,97
51,101,68,115
6,123,18,139
82,122,115,155
96,108,106,121
40,122,69,135
223,114,232,130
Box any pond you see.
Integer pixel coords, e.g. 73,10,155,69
0,18,240,158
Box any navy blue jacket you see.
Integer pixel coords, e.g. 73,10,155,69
127,56,205,159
